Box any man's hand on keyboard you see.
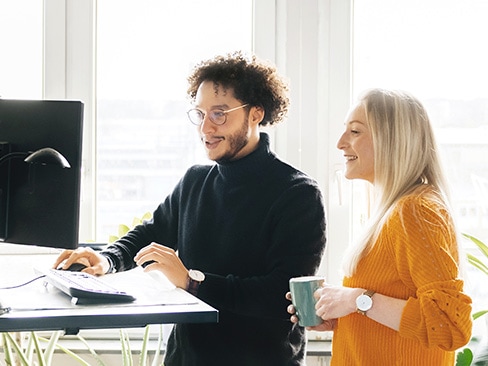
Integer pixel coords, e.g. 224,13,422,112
53,247,111,276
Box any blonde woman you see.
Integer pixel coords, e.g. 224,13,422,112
288,88,472,365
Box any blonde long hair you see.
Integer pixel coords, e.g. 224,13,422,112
343,89,451,276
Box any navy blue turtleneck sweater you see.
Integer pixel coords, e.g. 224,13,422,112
103,133,327,365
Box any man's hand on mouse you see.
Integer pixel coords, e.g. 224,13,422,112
53,247,110,276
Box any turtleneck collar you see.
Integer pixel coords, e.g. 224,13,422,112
216,132,275,182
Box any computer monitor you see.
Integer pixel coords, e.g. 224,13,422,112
0,99,84,249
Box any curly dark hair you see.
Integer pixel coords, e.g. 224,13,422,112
187,51,289,126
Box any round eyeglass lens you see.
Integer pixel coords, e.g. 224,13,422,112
187,109,204,125
209,110,226,125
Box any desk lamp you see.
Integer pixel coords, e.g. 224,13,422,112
0,147,71,168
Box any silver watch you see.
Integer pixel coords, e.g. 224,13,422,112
356,290,375,315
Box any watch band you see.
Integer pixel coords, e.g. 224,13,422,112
363,289,376,298
104,255,116,274
187,277,201,296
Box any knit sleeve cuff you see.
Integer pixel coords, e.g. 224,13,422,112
399,296,421,337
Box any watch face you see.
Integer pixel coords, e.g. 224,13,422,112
356,294,373,311
189,269,205,282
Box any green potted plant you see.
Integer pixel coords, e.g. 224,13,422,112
108,212,152,244
1,325,165,366
456,234,488,366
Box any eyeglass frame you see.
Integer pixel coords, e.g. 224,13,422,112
186,103,249,126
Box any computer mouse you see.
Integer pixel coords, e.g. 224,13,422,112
141,260,156,268
57,262,87,272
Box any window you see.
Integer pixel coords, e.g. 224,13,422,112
353,0,488,237
95,0,253,240
353,0,488,336
0,1,42,99
1,1,346,284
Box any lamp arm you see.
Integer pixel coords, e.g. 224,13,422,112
0,152,29,166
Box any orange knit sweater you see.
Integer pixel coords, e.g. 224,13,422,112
331,189,472,365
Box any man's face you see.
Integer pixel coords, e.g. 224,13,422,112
193,81,260,163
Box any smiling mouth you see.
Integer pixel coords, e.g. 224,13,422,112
203,137,224,149
345,155,358,161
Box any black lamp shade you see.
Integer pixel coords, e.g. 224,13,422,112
24,148,71,168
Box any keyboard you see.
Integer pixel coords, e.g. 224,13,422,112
42,269,136,303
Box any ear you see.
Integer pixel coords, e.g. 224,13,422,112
249,106,265,126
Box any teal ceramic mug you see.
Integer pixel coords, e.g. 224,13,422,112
289,276,324,327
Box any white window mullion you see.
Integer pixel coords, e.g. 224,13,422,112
254,0,353,285
43,0,67,99
44,0,97,242
323,0,353,286
65,0,97,242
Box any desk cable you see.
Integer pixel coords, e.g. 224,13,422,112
0,274,46,290
0,275,46,315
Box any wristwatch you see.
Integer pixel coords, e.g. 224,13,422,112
356,289,375,315
187,269,205,296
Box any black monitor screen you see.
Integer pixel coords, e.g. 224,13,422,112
0,99,83,249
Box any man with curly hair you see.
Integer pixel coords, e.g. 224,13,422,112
54,51,327,365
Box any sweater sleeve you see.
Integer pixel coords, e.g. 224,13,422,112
391,195,472,350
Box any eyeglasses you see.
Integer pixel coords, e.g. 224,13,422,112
186,104,249,126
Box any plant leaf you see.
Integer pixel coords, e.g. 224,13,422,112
139,325,150,366
467,253,488,276
43,330,62,365
118,224,131,238
32,331,46,366
2,333,14,365
24,332,35,362
5,332,31,366
456,347,473,366
473,309,488,320
463,233,488,259
120,329,133,366
151,325,164,366
52,337,94,366
74,333,106,366
108,235,119,243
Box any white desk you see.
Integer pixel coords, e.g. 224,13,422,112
0,254,218,334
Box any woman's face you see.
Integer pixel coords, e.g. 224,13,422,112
336,104,375,184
